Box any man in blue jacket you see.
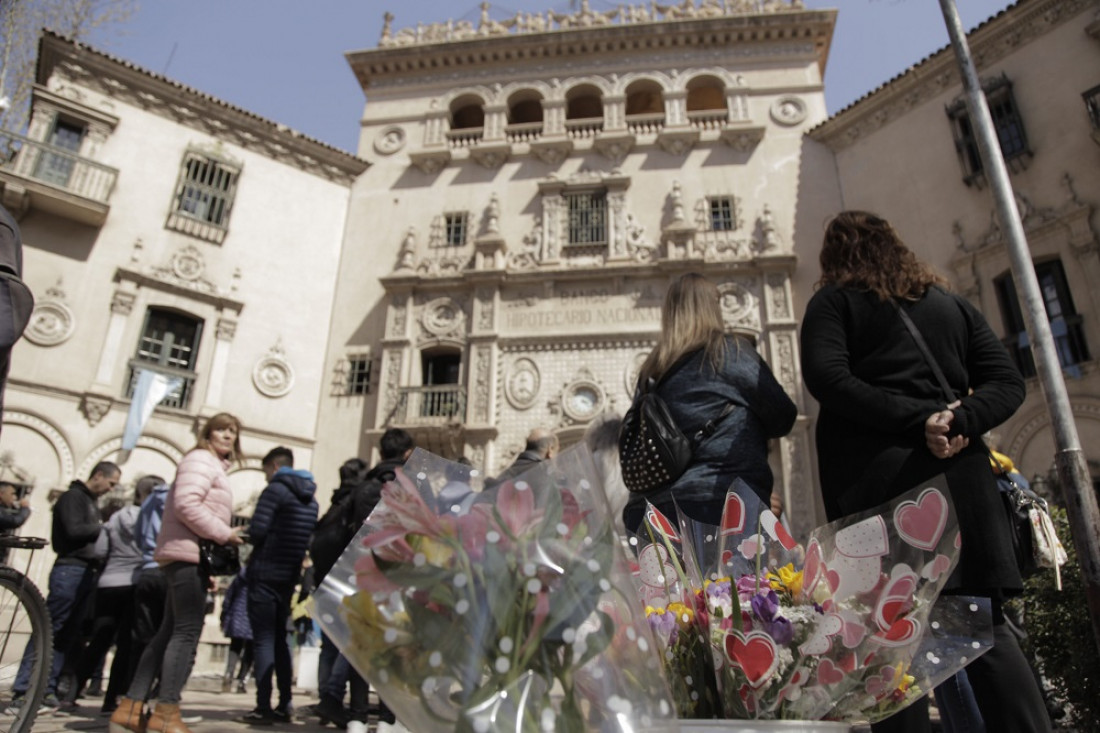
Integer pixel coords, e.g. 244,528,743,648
240,447,318,726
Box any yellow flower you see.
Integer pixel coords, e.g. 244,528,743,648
667,601,694,627
410,534,454,566
768,563,804,597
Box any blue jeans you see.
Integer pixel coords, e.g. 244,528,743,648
14,562,97,696
248,581,293,713
936,671,985,733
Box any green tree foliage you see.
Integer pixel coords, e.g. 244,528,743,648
0,0,136,133
1012,505,1100,729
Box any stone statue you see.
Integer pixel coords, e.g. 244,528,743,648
760,205,782,252
397,227,417,270
486,193,501,234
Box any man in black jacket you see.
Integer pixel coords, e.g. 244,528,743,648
0,203,34,432
312,428,413,731
9,462,120,711
240,447,318,726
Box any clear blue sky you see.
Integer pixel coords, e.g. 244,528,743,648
86,0,1013,153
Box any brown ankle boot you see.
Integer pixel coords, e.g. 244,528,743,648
107,697,146,733
146,702,191,733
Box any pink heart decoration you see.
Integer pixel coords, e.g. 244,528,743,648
894,488,949,551
817,658,846,686
835,515,890,558
921,554,953,580
798,613,843,656
646,504,680,542
803,538,823,596
721,549,734,567
825,568,841,594
725,631,780,689
637,543,673,590
721,492,746,536
837,609,867,648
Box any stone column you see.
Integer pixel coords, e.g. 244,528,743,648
202,317,237,411
93,289,136,390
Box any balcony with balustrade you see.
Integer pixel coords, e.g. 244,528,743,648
0,129,119,226
394,384,467,426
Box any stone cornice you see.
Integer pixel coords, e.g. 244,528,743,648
808,0,1092,151
36,32,369,185
347,10,836,89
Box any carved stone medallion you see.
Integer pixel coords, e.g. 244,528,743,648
505,358,541,410
171,245,206,281
252,342,295,398
374,125,407,155
421,298,465,338
26,300,75,346
770,95,808,126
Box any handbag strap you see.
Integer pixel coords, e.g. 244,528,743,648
893,300,957,404
642,348,736,445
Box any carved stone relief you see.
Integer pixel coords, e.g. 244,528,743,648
146,245,223,295
252,339,295,398
26,281,75,346
474,345,491,424
391,302,408,338
81,393,112,427
382,351,404,420
717,280,761,332
373,125,407,155
766,273,791,320
420,297,467,340
476,289,495,331
773,332,798,398
505,357,541,410
770,95,808,126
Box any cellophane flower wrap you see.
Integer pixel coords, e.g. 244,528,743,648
314,446,678,733
659,476,993,722
631,505,721,719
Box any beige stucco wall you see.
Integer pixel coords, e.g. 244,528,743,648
803,0,1100,488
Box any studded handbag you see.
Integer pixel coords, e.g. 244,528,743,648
619,356,734,496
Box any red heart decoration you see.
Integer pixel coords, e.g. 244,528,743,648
874,616,921,647
817,658,846,686
761,510,799,550
874,568,918,631
894,488,949,551
724,631,780,689
721,493,746,536
721,549,734,567
839,652,858,673
646,505,679,542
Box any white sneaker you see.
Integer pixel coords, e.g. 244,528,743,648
346,721,368,733
377,721,409,733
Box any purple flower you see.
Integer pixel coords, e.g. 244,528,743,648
647,608,677,642
751,590,780,621
736,574,766,598
764,615,794,646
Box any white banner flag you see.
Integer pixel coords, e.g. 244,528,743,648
122,369,184,451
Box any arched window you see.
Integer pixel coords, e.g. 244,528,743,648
419,348,463,418
686,75,726,112
508,91,544,125
565,85,603,121
625,80,663,116
450,95,485,130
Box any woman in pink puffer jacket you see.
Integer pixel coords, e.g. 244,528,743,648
111,412,246,733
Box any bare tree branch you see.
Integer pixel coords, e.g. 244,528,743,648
0,0,136,133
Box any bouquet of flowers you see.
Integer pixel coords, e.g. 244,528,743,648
645,477,993,722
314,446,678,733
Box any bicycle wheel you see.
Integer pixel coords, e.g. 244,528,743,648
0,566,51,733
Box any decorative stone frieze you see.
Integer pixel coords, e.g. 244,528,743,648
409,149,451,174
719,125,766,152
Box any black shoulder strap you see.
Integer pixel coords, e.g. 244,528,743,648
893,300,957,404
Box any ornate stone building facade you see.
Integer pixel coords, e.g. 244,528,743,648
316,0,834,538
0,33,367,585
807,0,1100,492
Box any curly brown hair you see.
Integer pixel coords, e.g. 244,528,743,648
818,210,943,301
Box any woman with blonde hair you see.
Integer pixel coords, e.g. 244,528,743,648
621,272,797,533
110,412,246,733
800,210,1050,733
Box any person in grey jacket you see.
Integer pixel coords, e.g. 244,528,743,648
622,273,797,534
64,476,162,712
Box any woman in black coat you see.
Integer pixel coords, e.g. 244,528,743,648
800,211,1050,733
622,272,796,533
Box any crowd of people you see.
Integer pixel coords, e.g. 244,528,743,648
1,210,1060,733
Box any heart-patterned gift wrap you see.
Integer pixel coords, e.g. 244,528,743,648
724,630,781,689
894,487,949,552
